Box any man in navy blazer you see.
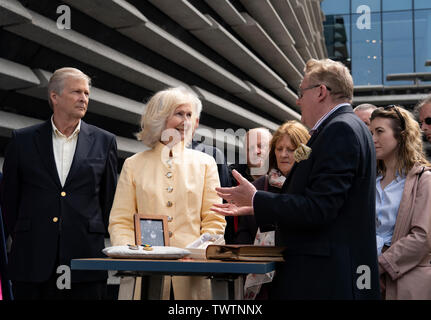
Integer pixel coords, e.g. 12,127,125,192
0,68,118,299
213,59,380,299
0,172,13,300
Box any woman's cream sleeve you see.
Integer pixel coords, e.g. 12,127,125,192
108,158,138,246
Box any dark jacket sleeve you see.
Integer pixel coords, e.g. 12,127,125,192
98,134,118,231
0,131,20,237
254,121,360,230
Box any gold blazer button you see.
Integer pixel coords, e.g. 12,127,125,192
61,191,66,197
53,217,59,223
166,172,173,179
166,201,173,207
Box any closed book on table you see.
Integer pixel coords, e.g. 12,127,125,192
206,245,286,262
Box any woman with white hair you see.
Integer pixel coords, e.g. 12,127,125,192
108,86,226,300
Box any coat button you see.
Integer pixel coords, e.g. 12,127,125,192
169,231,173,238
166,172,173,179
53,217,59,223
61,191,66,197
166,187,173,193
166,201,173,207
167,216,173,222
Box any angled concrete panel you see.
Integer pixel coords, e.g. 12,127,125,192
235,82,300,121
270,0,309,48
193,86,279,131
0,110,146,159
118,20,250,94
239,1,305,70
0,110,42,138
116,136,148,158
291,0,314,41
0,0,32,27
17,69,144,125
147,0,213,30
269,86,300,111
353,93,430,106
62,0,148,28
204,0,247,25
195,124,244,155
5,10,184,93
297,46,313,63
240,0,295,46
232,13,302,90
279,43,305,71
190,15,287,90
0,58,40,90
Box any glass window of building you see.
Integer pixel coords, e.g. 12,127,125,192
351,12,382,85
415,9,431,80
322,0,431,86
321,0,350,14
352,0,381,13
323,14,351,70
382,0,412,11
415,0,431,10
382,11,414,85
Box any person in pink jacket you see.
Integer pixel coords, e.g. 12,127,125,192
370,105,431,299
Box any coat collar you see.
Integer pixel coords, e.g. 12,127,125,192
281,104,353,192
306,104,354,147
35,119,93,188
64,121,93,187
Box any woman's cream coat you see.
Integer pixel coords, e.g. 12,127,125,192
108,141,226,299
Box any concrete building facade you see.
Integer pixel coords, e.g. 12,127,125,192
0,0,327,168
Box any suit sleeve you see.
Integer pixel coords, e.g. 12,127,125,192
0,131,20,237
254,121,360,230
200,157,226,235
99,135,118,231
379,172,431,280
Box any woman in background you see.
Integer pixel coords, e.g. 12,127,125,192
370,105,431,299
108,87,226,299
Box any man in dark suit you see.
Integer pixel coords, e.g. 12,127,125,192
0,67,118,299
0,172,13,300
212,58,380,299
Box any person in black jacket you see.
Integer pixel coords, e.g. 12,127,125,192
225,128,272,244
0,68,118,300
213,58,380,299
0,172,13,300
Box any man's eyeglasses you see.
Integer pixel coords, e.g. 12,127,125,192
383,105,406,131
298,84,331,99
419,117,431,127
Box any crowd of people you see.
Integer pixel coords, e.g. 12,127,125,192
1,58,431,300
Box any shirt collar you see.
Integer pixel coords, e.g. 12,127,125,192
51,116,81,138
310,103,350,134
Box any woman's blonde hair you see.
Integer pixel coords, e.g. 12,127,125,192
305,59,353,103
268,120,310,173
370,105,430,176
136,86,202,148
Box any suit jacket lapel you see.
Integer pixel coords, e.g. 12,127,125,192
34,120,62,188
64,121,94,187
281,105,353,191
